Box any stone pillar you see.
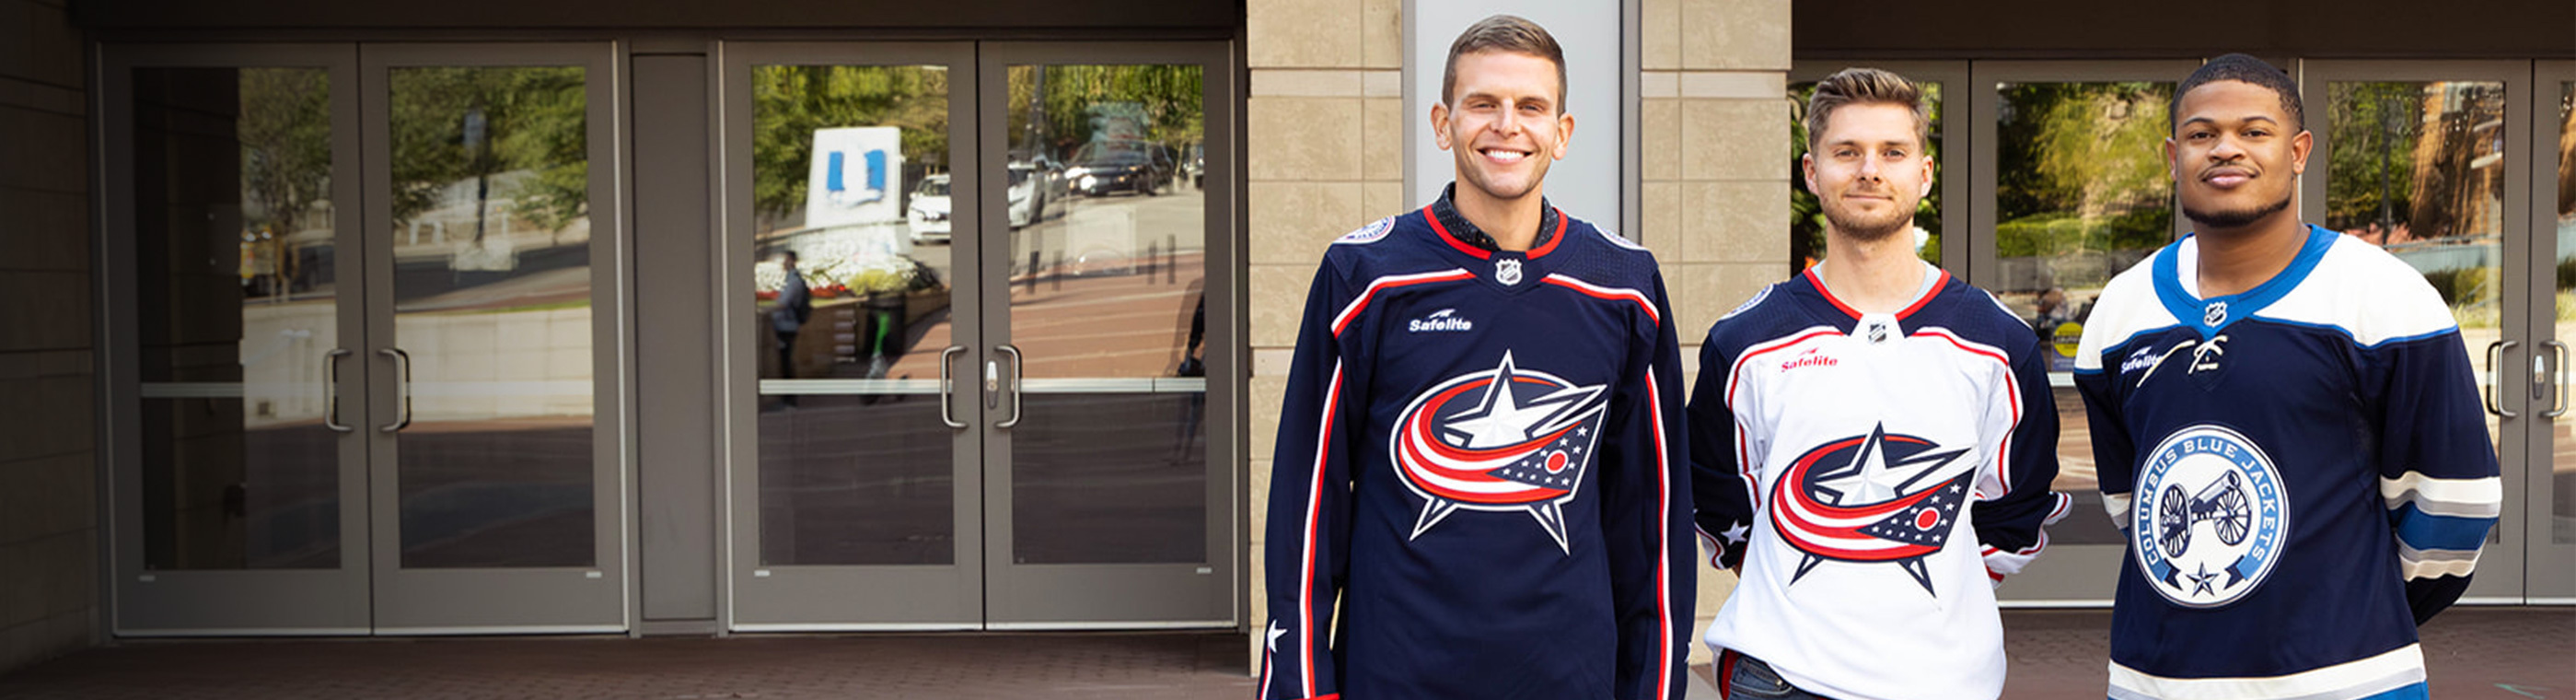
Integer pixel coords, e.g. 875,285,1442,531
1642,0,1791,666
0,0,100,674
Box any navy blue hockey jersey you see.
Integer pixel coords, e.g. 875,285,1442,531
2072,226,2502,700
1259,197,1694,700
1689,264,2069,700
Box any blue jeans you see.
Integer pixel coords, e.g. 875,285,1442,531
1722,650,1835,700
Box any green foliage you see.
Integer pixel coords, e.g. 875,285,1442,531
2324,83,2420,231
751,65,952,221
237,68,332,236
1993,82,2176,264
1007,64,1204,156
387,66,588,231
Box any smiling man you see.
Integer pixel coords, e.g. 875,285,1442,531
2072,54,2501,700
1258,15,1692,700
1688,67,2069,700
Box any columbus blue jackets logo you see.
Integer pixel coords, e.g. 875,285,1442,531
1771,424,1975,596
2131,425,2286,608
1392,351,1608,554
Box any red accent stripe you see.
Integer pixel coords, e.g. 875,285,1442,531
1295,363,1344,698
1421,207,1491,260
1716,649,1738,697
1539,274,1660,324
1526,208,1570,258
1917,329,2018,492
1647,372,1675,700
1803,266,1950,321
1331,270,1475,337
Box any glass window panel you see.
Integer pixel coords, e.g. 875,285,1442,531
1788,80,1944,274
1990,81,2179,546
388,65,596,568
133,66,342,570
749,64,957,566
2324,82,2509,546
2554,80,2574,543
1005,64,1208,565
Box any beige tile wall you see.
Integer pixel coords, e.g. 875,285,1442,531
1244,0,1788,672
0,0,99,676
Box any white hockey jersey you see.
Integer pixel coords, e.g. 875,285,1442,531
1689,263,2070,700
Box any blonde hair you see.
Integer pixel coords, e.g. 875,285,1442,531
1805,67,1930,150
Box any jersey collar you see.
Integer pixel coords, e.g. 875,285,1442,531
1800,262,1949,322
1425,182,1565,260
2152,224,2337,340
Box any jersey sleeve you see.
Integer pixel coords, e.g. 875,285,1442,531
1687,332,1758,571
1259,259,1360,700
2361,329,2502,624
1595,270,1694,700
1971,328,2071,584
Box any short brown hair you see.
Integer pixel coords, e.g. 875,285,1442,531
1804,67,1930,151
1441,15,1567,111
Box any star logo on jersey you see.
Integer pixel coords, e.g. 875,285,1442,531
1770,424,1975,596
1390,351,1609,554
1494,258,1525,286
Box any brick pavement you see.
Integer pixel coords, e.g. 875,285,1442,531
1,609,2565,699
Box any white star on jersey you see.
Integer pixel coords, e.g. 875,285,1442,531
1811,425,1957,506
1441,352,1605,449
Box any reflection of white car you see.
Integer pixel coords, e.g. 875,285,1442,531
1006,163,1041,228
908,175,951,244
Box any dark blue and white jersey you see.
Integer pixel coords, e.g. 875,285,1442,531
1690,264,2069,700
1258,192,1693,700
2072,225,2502,700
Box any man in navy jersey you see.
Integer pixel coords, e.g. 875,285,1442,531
1688,67,2070,700
1257,14,1692,700
2073,54,2501,700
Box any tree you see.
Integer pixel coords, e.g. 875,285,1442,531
750,65,952,222
387,66,588,232
238,68,331,239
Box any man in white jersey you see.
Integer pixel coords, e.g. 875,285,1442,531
1688,67,2071,700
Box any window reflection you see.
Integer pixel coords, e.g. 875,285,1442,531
1991,81,2178,546
2555,81,2574,543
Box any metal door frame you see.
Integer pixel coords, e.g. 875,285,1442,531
974,41,1240,629
98,42,375,636
716,41,990,632
2297,59,2534,604
356,41,632,634
2526,59,2576,603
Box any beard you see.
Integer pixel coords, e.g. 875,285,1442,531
2183,189,2292,230
1822,194,1913,243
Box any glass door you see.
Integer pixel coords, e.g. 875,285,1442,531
103,45,372,635
358,43,627,633
723,42,987,631
2300,60,2528,603
976,42,1236,628
1971,61,2199,603
2530,59,2576,602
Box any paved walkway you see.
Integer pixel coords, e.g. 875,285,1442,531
1,609,2565,699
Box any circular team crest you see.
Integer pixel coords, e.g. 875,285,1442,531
2131,425,2287,608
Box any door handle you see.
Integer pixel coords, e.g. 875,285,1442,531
995,344,1024,429
323,348,354,433
377,347,413,433
2485,340,2517,418
938,344,968,428
2544,340,2570,418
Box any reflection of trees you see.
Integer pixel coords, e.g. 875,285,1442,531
2561,88,2574,216
1995,83,2173,262
2330,82,2509,243
1786,82,1943,275
1007,64,1204,157
238,69,331,239
2326,83,2419,234
751,65,950,222
389,67,588,232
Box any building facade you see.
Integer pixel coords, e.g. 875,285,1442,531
2,0,2570,676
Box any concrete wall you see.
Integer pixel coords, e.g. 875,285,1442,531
0,0,99,675
1242,0,1791,669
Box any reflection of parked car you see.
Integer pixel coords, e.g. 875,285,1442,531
1006,163,1043,228
1182,143,1204,190
908,175,951,244
1064,141,1172,196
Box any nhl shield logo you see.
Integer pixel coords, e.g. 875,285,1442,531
2131,425,2287,608
2202,301,2228,327
1390,351,1608,554
1771,424,1975,596
1494,258,1524,286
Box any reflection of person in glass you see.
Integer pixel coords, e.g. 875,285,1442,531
1259,16,1692,700
2071,54,2501,700
1688,68,2069,700
772,251,812,396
